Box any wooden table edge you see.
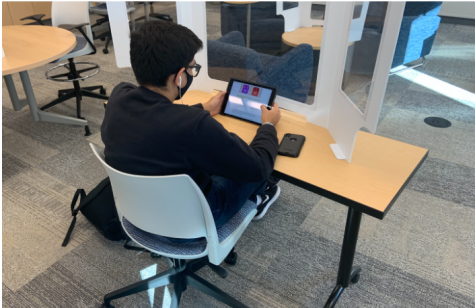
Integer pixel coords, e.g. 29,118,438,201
2,26,77,76
105,90,429,220
274,149,428,220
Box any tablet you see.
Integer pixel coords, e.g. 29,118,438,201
220,79,277,125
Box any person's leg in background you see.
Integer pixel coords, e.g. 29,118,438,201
208,175,281,229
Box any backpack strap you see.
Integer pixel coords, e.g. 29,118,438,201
62,189,87,247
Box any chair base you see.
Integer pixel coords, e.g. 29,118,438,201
101,257,248,308
43,59,109,136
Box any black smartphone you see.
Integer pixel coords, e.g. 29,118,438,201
278,134,306,158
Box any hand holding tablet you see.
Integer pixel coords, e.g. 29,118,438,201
220,79,278,125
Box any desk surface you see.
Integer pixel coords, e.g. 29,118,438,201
282,27,325,50
182,90,428,219
2,25,76,76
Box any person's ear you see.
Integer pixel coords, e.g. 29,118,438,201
174,68,186,87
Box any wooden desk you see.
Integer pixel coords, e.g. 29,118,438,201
282,26,325,50
2,26,89,128
181,90,428,307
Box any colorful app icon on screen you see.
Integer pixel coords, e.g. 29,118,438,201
241,85,249,94
252,87,260,96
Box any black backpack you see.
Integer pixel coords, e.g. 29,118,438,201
62,178,155,255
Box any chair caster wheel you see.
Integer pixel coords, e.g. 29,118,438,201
100,37,106,41
103,49,109,54
224,252,237,265
100,88,106,95
351,274,360,284
100,303,114,308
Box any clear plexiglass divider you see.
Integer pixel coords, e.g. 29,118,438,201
108,1,405,163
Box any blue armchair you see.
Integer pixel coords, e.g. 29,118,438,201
208,31,313,103
220,2,298,53
350,2,442,75
392,2,442,68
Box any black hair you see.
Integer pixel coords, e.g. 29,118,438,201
129,21,203,88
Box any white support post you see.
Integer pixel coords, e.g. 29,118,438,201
107,2,132,68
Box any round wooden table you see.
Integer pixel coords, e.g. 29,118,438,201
2,25,88,127
282,26,325,50
2,25,76,75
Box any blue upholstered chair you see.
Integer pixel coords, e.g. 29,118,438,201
220,2,298,53
208,31,313,103
391,2,442,69
90,143,255,308
350,2,442,75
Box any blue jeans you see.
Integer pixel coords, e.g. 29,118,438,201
208,175,267,229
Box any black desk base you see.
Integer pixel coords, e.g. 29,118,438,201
324,207,362,308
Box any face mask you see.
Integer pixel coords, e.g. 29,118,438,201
176,70,193,100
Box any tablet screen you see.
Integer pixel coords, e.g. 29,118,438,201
223,81,274,124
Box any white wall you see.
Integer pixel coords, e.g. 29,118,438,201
439,2,475,20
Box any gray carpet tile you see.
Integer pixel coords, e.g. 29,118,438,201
36,138,108,192
2,152,31,183
2,109,101,152
2,284,37,308
392,88,475,125
2,6,475,308
15,244,156,308
303,190,475,299
376,108,475,168
419,40,475,80
408,157,475,209
3,129,60,166
258,230,475,308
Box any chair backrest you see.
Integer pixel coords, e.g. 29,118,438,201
89,143,217,240
52,2,93,42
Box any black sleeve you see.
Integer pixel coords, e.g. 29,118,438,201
191,103,203,109
186,114,279,183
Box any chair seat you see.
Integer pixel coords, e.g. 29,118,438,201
90,3,136,15
51,34,88,63
123,200,257,256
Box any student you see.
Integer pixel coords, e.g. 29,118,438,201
101,21,281,233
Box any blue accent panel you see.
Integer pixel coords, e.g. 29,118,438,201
392,13,441,68
122,200,256,256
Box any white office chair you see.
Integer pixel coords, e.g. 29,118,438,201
90,144,256,308
21,2,109,136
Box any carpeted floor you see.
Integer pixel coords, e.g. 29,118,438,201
3,3,475,308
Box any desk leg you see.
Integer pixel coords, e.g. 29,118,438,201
4,75,29,112
324,207,362,308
